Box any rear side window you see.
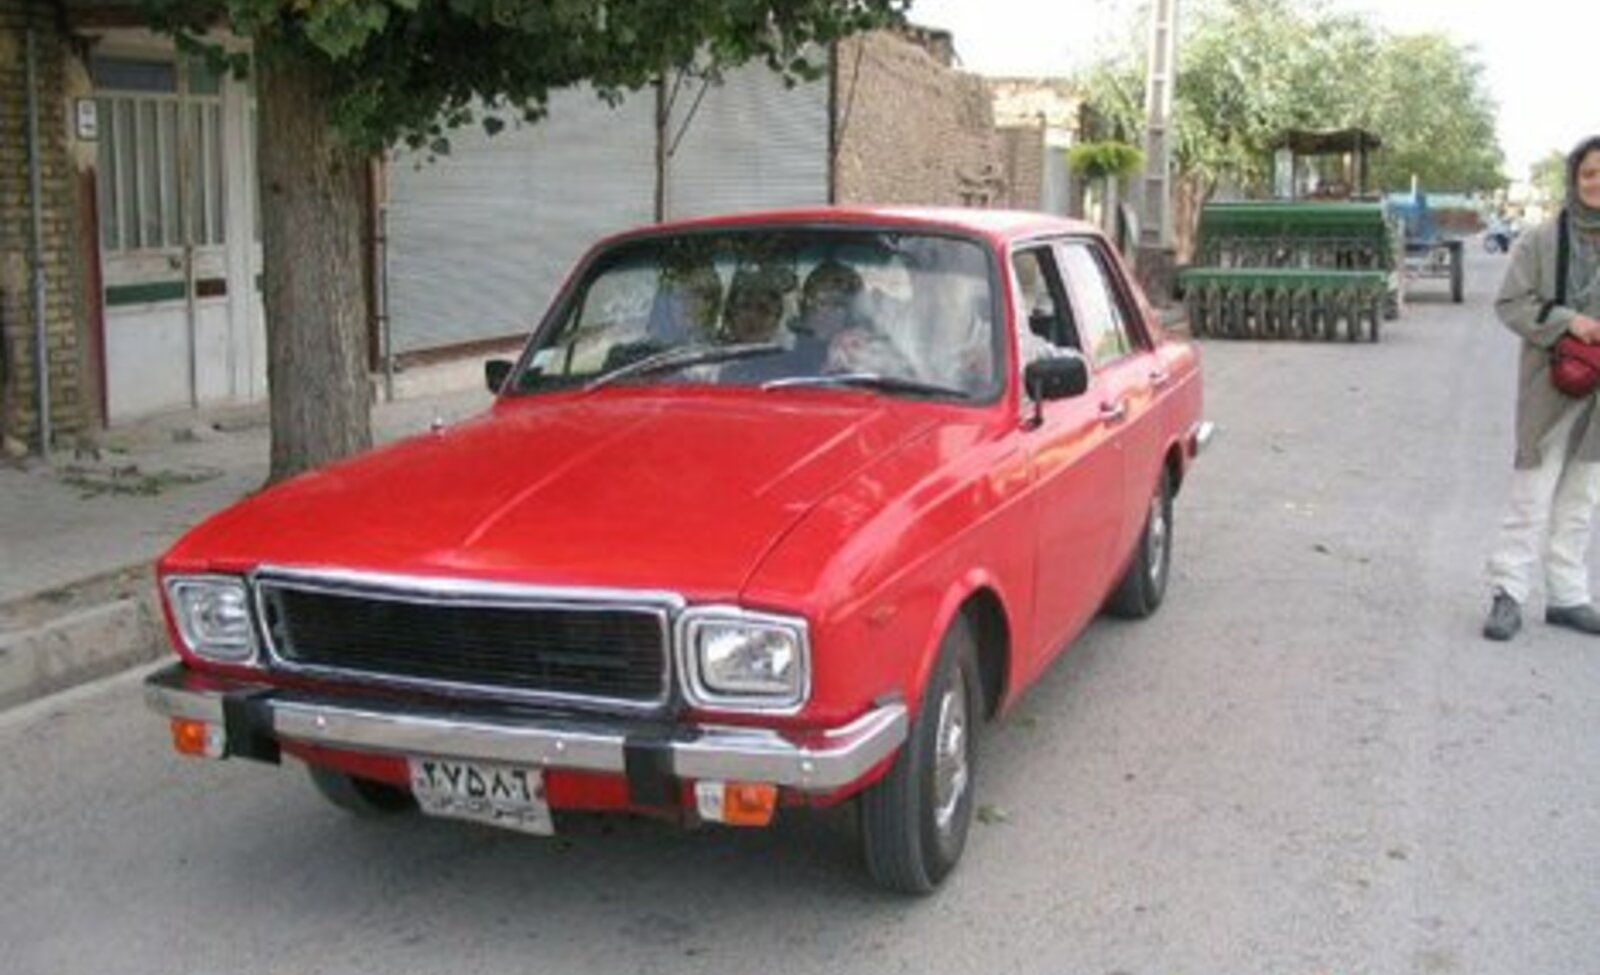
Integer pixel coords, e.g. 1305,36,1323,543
1055,241,1137,366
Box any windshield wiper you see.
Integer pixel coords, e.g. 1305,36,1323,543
584,342,785,392
761,372,972,401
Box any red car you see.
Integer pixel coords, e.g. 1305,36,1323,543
146,207,1210,893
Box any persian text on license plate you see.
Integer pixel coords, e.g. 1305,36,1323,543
408,758,553,836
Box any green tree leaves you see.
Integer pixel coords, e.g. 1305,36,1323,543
143,0,906,152
1068,141,1146,181
1531,151,1567,206
1081,0,1504,200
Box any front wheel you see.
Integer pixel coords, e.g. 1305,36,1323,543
860,618,981,895
1106,467,1174,619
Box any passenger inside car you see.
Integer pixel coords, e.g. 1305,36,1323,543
721,265,792,344
647,254,723,345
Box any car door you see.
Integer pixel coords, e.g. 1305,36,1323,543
1053,238,1167,565
1011,243,1124,678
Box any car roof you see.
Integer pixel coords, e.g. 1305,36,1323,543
602,206,1100,249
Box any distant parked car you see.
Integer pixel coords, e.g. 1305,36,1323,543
144,206,1211,893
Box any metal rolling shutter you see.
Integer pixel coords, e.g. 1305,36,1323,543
663,59,830,221
386,86,656,355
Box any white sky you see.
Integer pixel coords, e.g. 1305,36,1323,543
907,0,1600,178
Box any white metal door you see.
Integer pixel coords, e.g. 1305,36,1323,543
92,46,263,420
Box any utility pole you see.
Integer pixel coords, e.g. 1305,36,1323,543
1135,0,1180,305
1139,0,1178,248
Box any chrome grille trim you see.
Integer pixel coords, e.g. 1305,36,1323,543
251,565,682,712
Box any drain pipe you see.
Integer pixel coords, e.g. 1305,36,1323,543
25,24,51,454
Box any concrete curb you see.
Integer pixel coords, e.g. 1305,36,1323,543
0,566,167,711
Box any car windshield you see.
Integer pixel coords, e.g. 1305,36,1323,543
507,228,1001,401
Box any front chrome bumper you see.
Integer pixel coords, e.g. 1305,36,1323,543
1191,420,1217,456
144,664,907,793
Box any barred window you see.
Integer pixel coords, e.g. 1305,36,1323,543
93,56,226,253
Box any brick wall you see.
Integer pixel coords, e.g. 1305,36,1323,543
832,31,1008,209
0,0,90,452
832,32,1063,213
998,125,1045,212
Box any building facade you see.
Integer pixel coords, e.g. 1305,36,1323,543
1,11,1075,452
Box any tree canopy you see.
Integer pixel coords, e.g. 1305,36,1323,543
1531,150,1568,207
150,0,906,152
1080,0,1505,203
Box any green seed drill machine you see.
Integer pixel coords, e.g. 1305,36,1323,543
1178,128,1403,342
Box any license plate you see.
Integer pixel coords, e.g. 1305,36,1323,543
408,757,553,836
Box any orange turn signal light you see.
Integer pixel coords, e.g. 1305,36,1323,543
695,780,778,826
171,718,225,759
721,782,778,827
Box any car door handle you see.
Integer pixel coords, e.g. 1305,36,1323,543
1149,369,1171,389
1099,400,1128,425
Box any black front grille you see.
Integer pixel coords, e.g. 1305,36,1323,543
258,583,668,705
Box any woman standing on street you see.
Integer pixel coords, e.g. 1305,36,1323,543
1485,135,1600,640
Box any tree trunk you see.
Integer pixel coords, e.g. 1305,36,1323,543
1174,173,1215,263
257,51,372,484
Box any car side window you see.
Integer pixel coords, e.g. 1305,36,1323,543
1010,246,1079,352
1055,241,1137,366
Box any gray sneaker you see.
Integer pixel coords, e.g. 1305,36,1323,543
1545,603,1600,635
1483,590,1521,641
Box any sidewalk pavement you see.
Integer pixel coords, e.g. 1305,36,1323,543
0,377,494,709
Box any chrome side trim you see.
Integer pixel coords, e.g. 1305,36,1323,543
251,566,679,713
144,668,908,793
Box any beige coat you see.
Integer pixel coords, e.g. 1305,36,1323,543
1495,217,1600,468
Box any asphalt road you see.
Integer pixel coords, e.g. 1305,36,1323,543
4,247,1597,975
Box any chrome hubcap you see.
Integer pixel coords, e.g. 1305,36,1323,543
932,670,970,832
1147,493,1168,587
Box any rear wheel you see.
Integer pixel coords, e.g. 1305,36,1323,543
1107,468,1174,619
308,765,416,816
860,618,981,895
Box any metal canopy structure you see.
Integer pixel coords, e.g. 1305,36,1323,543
1274,128,1382,198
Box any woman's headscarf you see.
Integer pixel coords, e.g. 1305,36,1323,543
1566,135,1600,313
1567,135,1600,235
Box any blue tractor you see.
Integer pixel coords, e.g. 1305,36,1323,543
1385,189,1475,304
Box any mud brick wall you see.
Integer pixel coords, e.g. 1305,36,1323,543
832,31,1009,209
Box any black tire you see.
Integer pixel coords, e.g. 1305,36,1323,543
1106,468,1174,619
860,617,981,895
308,765,416,816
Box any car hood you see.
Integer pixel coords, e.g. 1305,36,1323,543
167,390,938,598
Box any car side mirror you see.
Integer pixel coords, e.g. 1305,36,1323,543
1022,353,1088,431
1024,354,1088,402
485,358,514,394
